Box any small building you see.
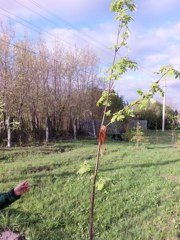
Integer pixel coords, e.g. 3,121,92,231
81,119,147,137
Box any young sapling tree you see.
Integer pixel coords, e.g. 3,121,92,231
131,121,149,147
77,1,180,239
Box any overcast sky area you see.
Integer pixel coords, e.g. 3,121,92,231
0,0,180,111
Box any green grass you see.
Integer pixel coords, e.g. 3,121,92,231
0,131,180,239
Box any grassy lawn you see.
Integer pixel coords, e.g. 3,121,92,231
0,131,180,239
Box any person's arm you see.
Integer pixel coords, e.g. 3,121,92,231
0,189,20,210
0,180,29,210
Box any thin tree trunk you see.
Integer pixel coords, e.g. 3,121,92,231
89,20,122,240
92,120,96,138
90,143,101,239
45,116,50,144
73,119,77,140
6,116,11,147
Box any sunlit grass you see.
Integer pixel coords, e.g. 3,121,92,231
0,132,180,239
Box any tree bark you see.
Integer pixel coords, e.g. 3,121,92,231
73,119,77,140
6,116,11,147
92,119,96,138
45,116,50,144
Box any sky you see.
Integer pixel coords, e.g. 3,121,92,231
0,0,180,111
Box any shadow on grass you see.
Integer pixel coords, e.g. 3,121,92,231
0,171,76,184
147,145,176,149
0,206,42,231
100,158,180,172
0,156,9,161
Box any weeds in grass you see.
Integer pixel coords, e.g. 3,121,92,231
0,137,180,239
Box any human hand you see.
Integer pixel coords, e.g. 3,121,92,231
14,180,30,196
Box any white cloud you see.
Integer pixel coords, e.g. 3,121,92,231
145,54,169,65
139,0,180,14
129,21,180,70
1,0,112,22
0,0,179,111
43,20,180,110
44,23,117,67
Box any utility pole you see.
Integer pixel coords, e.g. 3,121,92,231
162,78,166,132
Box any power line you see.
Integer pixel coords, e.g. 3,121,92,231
0,11,112,72
0,37,47,57
14,0,112,56
0,7,73,48
138,66,156,77
1,4,161,76
28,0,111,52
8,34,178,110
0,11,44,40
14,0,61,28
3,1,178,80
0,38,100,78
0,5,113,68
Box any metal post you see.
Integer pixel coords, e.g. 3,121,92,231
162,78,166,132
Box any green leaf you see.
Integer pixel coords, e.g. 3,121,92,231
111,115,117,123
77,161,92,175
139,98,149,110
129,100,139,106
105,110,111,117
10,120,20,130
150,98,156,104
167,70,174,78
96,177,111,191
137,89,143,96
96,91,108,106
106,57,137,81
157,64,180,79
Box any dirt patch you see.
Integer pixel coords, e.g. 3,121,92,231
0,229,26,240
87,155,94,160
52,163,62,168
34,147,73,156
161,174,180,183
22,165,52,174
178,231,180,240
0,145,74,162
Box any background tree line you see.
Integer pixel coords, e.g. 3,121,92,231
0,21,108,146
0,21,178,147
134,101,178,130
